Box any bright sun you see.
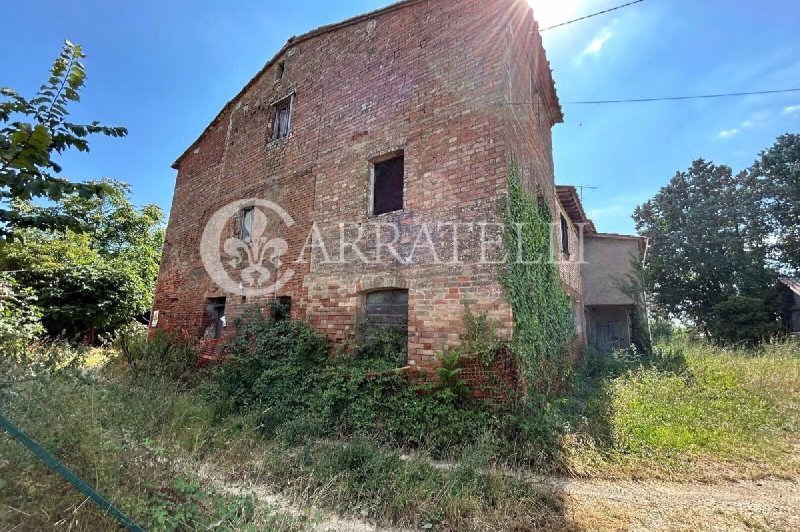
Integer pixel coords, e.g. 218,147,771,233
527,0,584,29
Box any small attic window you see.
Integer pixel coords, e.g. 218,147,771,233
271,95,293,140
276,61,285,80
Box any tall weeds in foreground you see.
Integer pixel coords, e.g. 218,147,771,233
0,329,578,530
3,325,799,528
0,332,310,530
564,339,800,480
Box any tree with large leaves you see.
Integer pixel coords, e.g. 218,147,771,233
0,40,126,238
0,181,164,341
633,159,776,336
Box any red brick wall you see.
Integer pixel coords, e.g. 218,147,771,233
152,0,581,368
459,346,520,401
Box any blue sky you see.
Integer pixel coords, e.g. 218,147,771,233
2,0,799,234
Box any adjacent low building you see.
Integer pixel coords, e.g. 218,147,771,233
776,278,800,334
581,232,648,350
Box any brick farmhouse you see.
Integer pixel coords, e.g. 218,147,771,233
151,0,646,370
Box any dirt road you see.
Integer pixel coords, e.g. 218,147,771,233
552,477,799,531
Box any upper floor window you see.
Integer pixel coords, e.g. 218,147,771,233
276,60,285,81
560,214,570,256
239,206,255,243
371,152,404,215
272,95,293,140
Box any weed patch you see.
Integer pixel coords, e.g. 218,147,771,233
562,342,800,480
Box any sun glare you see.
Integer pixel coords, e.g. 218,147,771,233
527,0,585,29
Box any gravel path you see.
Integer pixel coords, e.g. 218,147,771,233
549,477,800,531
194,457,799,531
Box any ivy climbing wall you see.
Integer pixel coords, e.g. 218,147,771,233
502,161,577,397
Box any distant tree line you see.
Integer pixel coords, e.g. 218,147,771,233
634,133,799,344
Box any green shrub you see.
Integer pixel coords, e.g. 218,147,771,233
210,313,509,458
113,323,197,379
213,318,329,410
353,324,407,367
434,350,469,396
710,296,785,346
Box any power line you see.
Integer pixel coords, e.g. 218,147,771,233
540,0,647,32
502,87,800,106
564,87,800,105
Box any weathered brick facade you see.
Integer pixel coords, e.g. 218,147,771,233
152,0,586,369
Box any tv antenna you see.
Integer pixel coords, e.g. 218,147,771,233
575,185,599,201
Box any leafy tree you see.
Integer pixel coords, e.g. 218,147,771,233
633,159,776,336
0,274,44,356
0,40,126,239
709,296,784,346
0,180,164,341
748,133,800,273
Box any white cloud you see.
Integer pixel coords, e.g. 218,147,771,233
581,28,613,57
586,190,656,227
716,107,791,140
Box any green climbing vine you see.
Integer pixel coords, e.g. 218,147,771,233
502,160,575,398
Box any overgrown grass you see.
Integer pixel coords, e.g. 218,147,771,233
0,361,308,531
3,335,798,529
209,436,573,531
0,353,574,530
564,340,800,480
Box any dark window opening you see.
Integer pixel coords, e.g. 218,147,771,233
276,61,285,80
372,153,404,215
271,296,292,323
239,206,255,243
272,97,292,140
560,214,570,256
363,289,408,338
204,297,226,339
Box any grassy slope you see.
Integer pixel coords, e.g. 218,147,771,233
0,367,311,531
565,341,800,480
1,341,798,529
0,363,572,531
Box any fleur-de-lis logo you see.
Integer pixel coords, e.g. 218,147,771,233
200,199,296,298
224,208,288,287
